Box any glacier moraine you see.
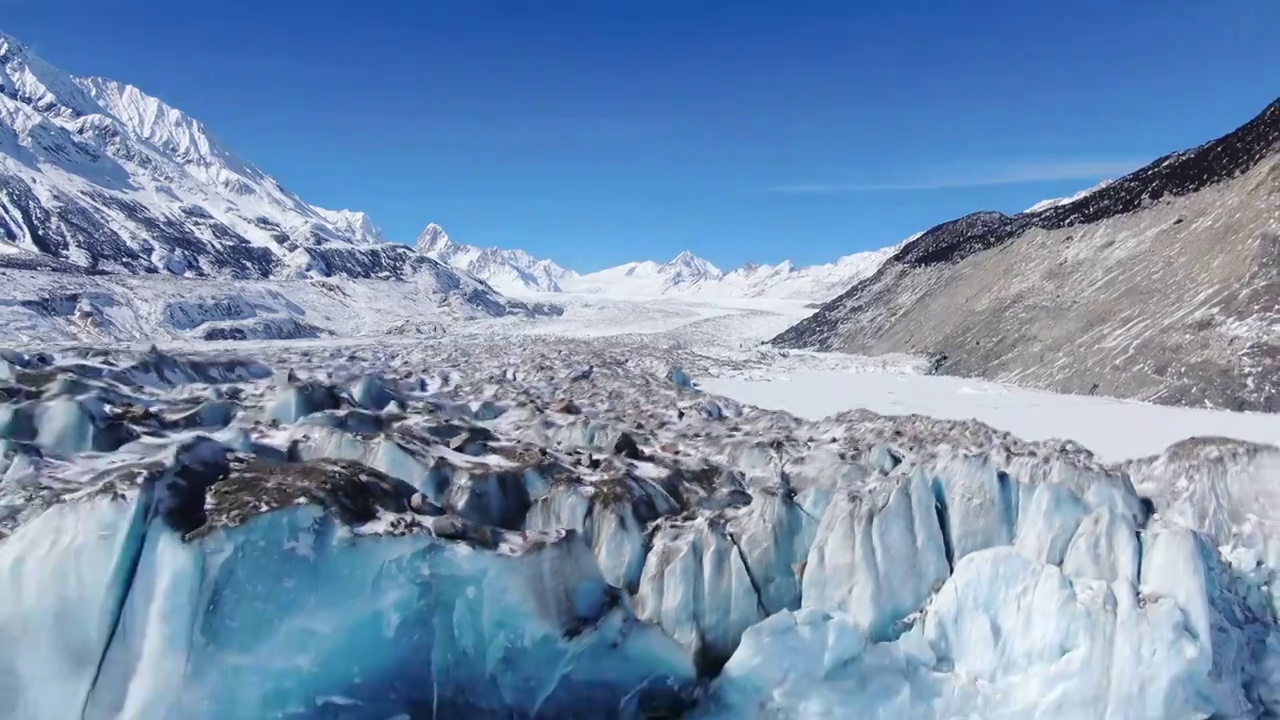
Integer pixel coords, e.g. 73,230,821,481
0,332,1277,719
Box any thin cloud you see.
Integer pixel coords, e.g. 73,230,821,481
770,159,1146,194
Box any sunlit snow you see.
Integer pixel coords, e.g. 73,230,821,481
702,370,1280,463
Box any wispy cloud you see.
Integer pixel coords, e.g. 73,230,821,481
769,159,1146,194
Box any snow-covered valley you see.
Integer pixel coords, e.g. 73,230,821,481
1,294,1277,719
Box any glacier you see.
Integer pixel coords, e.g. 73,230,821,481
0,439,695,720
0,334,1277,719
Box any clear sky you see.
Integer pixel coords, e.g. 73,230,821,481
4,0,1277,271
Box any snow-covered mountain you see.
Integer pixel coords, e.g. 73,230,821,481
0,32,463,284
564,250,723,295
560,243,906,301
707,240,911,301
0,30,561,329
419,224,903,302
311,207,385,244
775,97,1280,412
415,223,574,293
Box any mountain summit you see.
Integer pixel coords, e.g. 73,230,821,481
414,223,453,255
659,250,724,285
0,28,898,304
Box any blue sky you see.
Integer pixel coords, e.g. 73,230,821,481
4,0,1277,271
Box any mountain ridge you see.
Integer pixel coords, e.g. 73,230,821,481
415,223,575,292
416,223,908,302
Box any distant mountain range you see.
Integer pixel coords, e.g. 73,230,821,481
415,223,576,293
416,223,908,302
773,97,1280,412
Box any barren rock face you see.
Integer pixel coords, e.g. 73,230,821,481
775,100,1280,412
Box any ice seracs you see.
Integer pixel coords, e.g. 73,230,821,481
1,26,1278,720
0,263,561,344
1,334,1275,719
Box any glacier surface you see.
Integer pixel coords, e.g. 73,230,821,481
0,328,1276,719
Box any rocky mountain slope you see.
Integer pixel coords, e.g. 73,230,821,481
418,223,904,301
774,98,1280,412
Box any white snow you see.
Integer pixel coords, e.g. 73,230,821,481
1025,179,1116,213
415,223,575,293
714,546,1187,719
701,370,1280,463
0,31,474,285
0,267,546,344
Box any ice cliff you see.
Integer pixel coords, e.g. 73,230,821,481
0,339,1277,719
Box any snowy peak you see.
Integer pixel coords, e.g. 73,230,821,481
660,250,723,283
554,240,903,301
413,224,575,294
414,223,455,255
312,208,385,245
416,227,904,302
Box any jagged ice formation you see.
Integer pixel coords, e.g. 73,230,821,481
0,335,1276,719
